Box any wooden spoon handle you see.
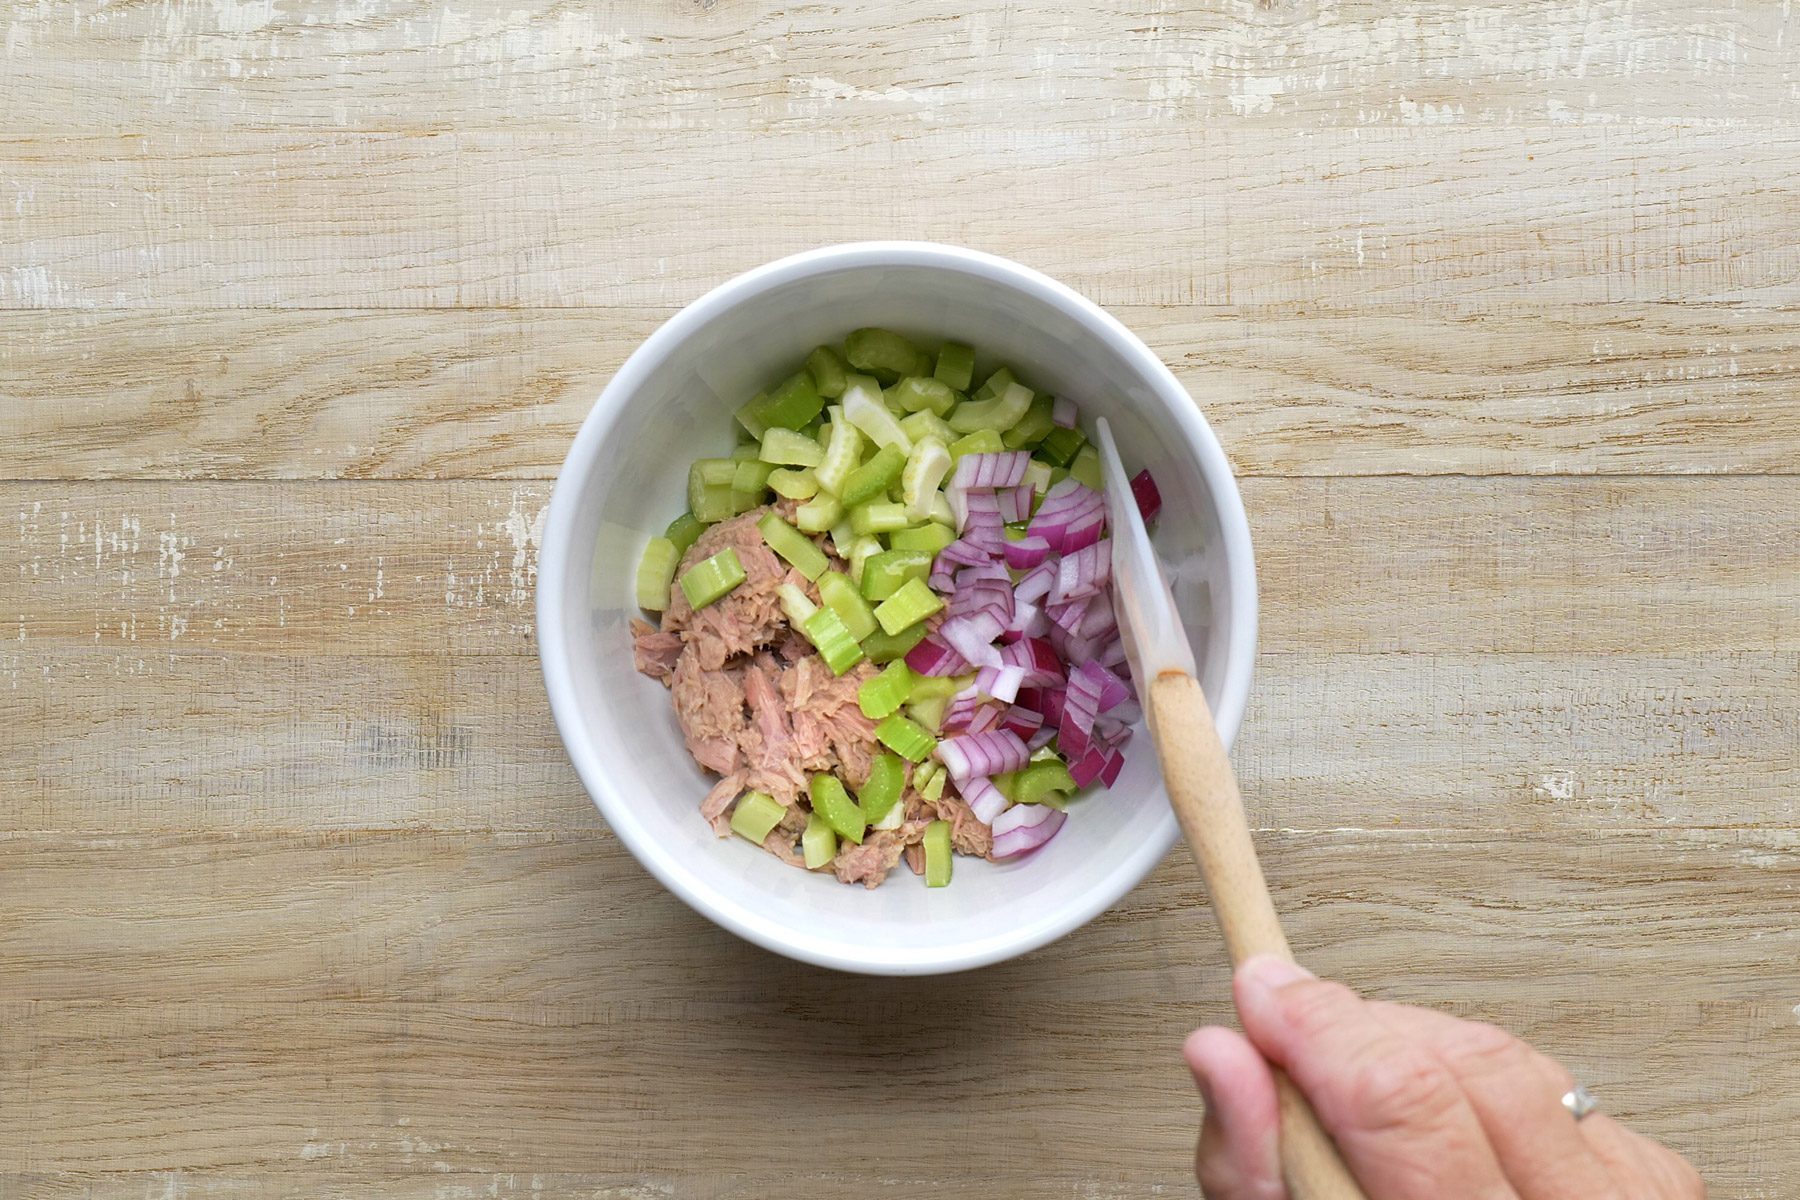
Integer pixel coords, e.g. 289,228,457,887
1148,670,1368,1200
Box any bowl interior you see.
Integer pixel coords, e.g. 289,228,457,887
543,251,1250,973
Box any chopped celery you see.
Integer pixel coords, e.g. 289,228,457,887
859,621,929,664
817,418,835,448
802,606,865,675
1069,443,1103,491
679,547,746,610
971,366,1015,402
949,380,1034,433
1004,521,1028,541
732,459,775,496
1002,392,1056,449
858,662,915,721
806,345,849,399
873,577,944,635
828,517,858,558
992,770,1019,800
777,581,818,627
923,820,953,887
760,427,826,467
729,487,764,514
689,457,736,502
927,492,955,526
860,549,932,601
664,512,706,557
888,522,956,556
730,443,763,461
850,500,910,536
635,536,680,611
891,376,959,416
907,694,948,732
907,673,964,703
1032,791,1071,810
730,791,786,844
845,327,929,383
734,393,768,439
841,374,914,452
858,752,907,824
1015,758,1078,805
746,370,825,431
802,812,839,869
881,384,910,420
920,767,947,803
899,410,956,447
809,773,866,844
818,571,879,641
1021,459,1053,497
767,467,820,500
1035,423,1087,466
934,341,975,391
900,436,953,521
793,493,844,533
690,484,736,523
757,512,829,581
846,535,882,584
914,759,939,788
839,444,907,507
814,404,865,495
875,713,936,762
947,429,1004,464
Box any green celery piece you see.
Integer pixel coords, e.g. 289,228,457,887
899,410,956,447
818,571,879,641
751,370,825,431
760,427,826,467
767,467,820,500
857,753,907,826
729,443,762,461
690,483,735,523
809,774,865,844
732,459,775,495
920,768,947,803
873,577,944,635
947,429,1004,465
949,380,1034,433
933,342,975,391
1015,758,1078,805
906,694,947,732
635,536,680,611
860,548,932,601
806,345,849,399
730,791,786,844
1002,392,1056,449
793,493,844,533
891,376,959,416
881,384,910,420
846,535,882,586
801,606,865,675
991,770,1020,800
927,492,955,526
734,393,768,438
729,488,764,515
845,328,929,384
1035,423,1087,467
777,582,819,627
923,820,953,887
828,517,857,558
859,621,929,664
906,673,966,704
857,662,914,721
850,500,910,537
663,512,706,557
1047,464,1071,488
679,547,746,610
813,404,864,495
757,512,829,581
840,374,914,453
900,436,952,522
688,457,736,501
839,444,907,507
888,522,956,556
802,812,839,869
874,713,936,762
1021,459,1053,498
971,366,1015,402
1068,443,1103,491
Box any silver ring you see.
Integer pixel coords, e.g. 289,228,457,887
1562,1084,1599,1121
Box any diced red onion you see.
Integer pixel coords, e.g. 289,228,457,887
950,452,1031,492
1067,743,1125,789
1058,510,1107,554
991,803,1067,859
1074,659,1133,712
1129,468,1162,523
1000,706,1043,740
941,684,983,733
1028,479,1106,554
1050,397,1078,429
906,634,970,677
1001,638,1063,686
1078,591,1118,640
959,776,1010,825
1046,598,1085,636
954,561,1011,588
975,664,1026,704
968,703,1003,734
935,729,1030,782
997,484,1035,524
1013,559,1057,604
1049,541,1111,606
1099,636,1128,670
1026,723,1057,751
939,611,1005,668
1003,535,1051,570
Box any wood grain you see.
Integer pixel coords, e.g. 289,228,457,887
6,304,1800,479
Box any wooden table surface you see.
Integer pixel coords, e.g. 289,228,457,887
4,2,1798,1196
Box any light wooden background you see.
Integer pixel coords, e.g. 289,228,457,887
3,2,1798,1196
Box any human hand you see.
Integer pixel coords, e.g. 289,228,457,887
1184,956,1705,1199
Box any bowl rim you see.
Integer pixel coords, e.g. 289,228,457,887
537,240,1258,975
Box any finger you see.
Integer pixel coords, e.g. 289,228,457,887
1580,1114,1708,1199
1234,956,1520,1200
1184,1027,1286,1200
1369,1003,1624,1200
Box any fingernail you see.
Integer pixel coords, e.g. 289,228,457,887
1238,954,1313,1000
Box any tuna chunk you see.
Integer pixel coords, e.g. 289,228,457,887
833,829,907,889
779,656,879,788
661,509,789,670
739,656,809,804
631,619,683,682
671,648,747,777
700,773,743,838
931,788,994,858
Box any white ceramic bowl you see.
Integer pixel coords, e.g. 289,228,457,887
537,242,1256,975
